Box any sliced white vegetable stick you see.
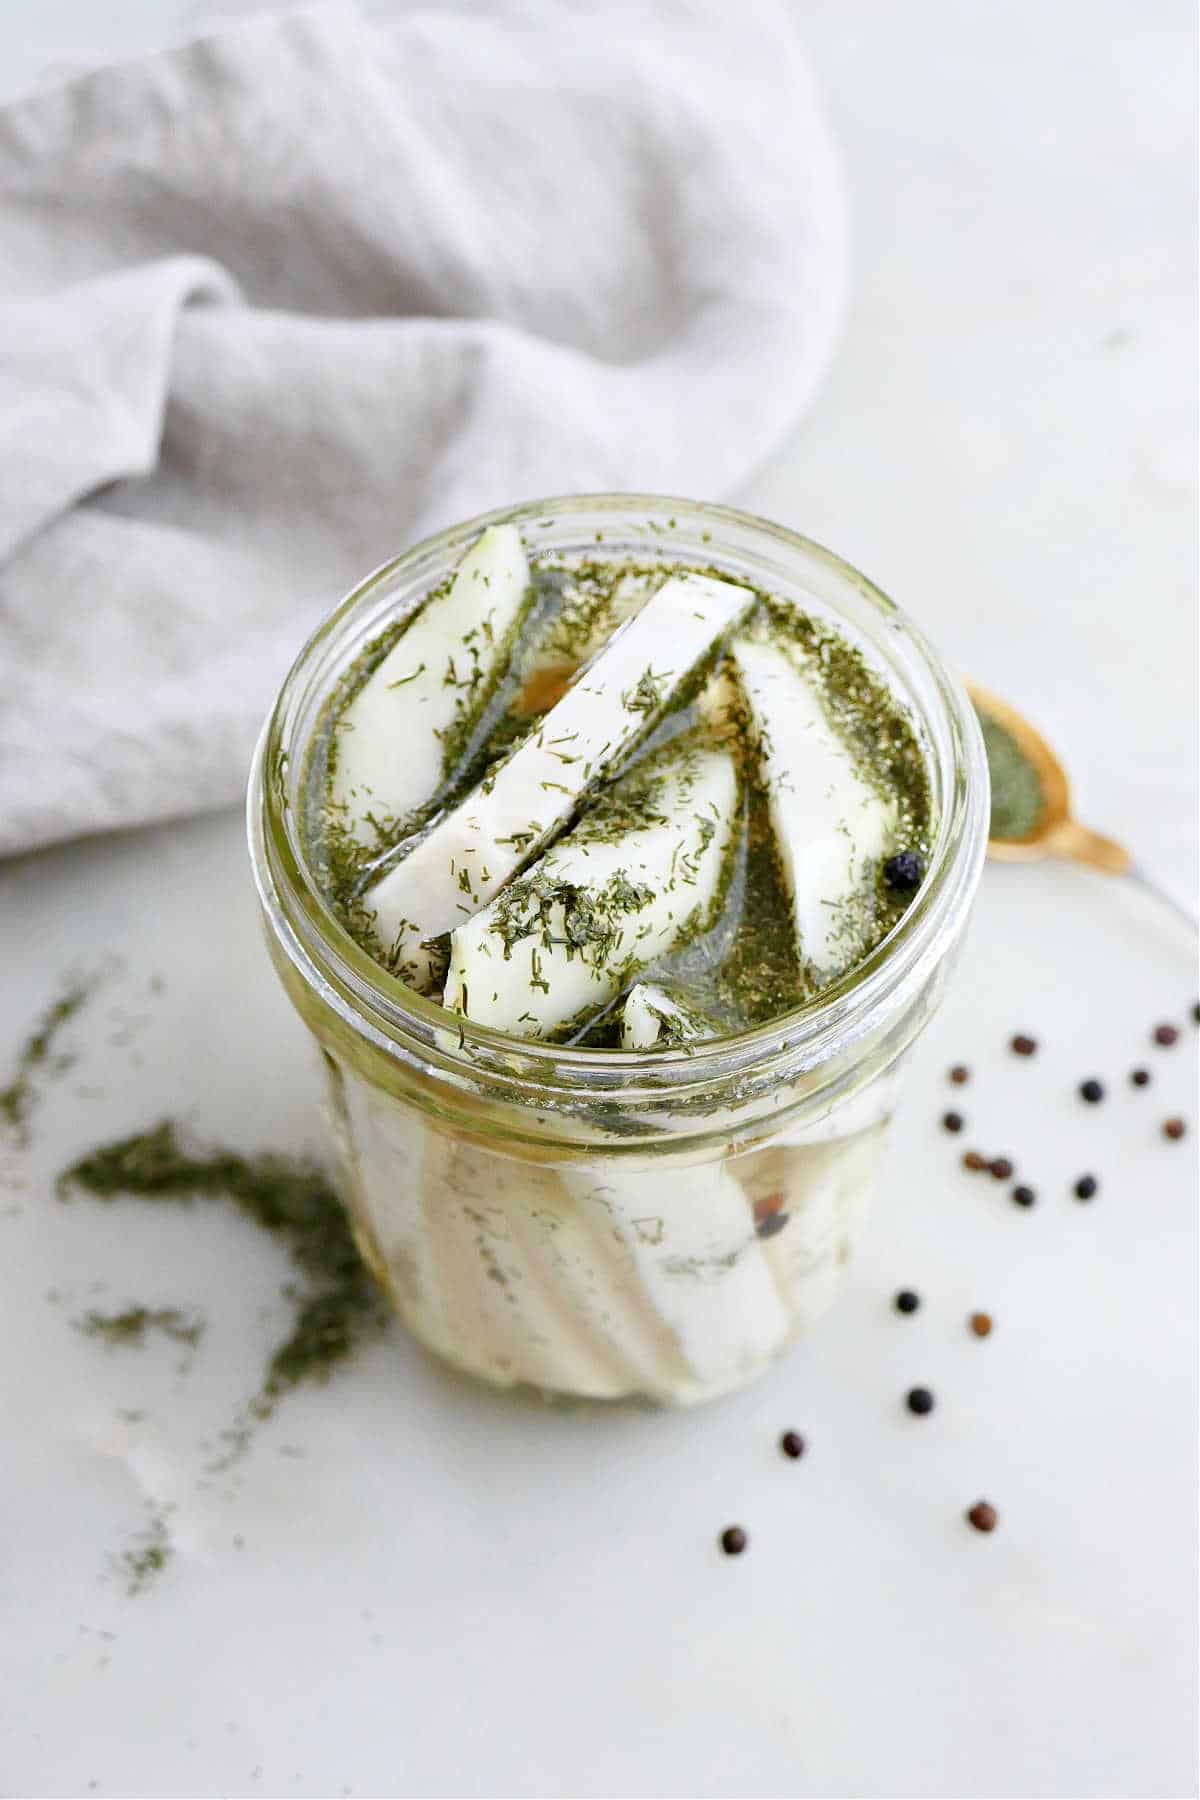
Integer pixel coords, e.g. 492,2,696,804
620,982,717,1050
443,743,737,1038
559,1157,793,1395
366,572,753,985
731,637,895,974
330,524,532,844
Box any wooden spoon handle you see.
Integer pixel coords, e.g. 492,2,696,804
1045,818,1132,874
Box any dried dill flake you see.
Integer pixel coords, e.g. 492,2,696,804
622,666,669,714
0,981,90,1143
59,1122,387,1405
78,1305,205,1349
122,1511,172,1595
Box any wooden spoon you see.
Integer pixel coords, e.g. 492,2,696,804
966,681,1130,871
967,680,1195,927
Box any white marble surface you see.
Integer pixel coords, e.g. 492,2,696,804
1,4,1197,1797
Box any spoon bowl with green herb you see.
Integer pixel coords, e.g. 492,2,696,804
967,682,1130,871
969,681,1195,928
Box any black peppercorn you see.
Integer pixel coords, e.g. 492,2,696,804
1130,1068,1151,1088
1011,1184,1036,1208
780,1431,805,1460
942,1111,965,1134
1079,1079,1104,1104
989,1156,1014,1180
1074,1174,1098,1200
883,850,923,893
720,1526,747,1555
906,1386,935,1416
894,1290,920,1315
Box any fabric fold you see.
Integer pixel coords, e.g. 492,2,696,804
0,1,846,854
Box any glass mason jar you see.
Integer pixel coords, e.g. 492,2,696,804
248,495,988,1406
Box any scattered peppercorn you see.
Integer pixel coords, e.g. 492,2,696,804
906,1386,935,1416
949,1064,970,1085
780,1431,805,1460
1130,1068,1151,1088
894,1289,920,1314
1011,1184,1036,1208
962,1150,988,1171
1010,1034,1037,1056
1079,1079,1104,1104
883,850,924,893
720,1526,747,1556
1153,1023,1179,1047
1163,1118,1187,1141
969,1312,993,1338
989,1156,1014,1180
942,1111,964,1134
1074,1174,1098,1200
1192,1002,1200,1025
966,1501,998,1533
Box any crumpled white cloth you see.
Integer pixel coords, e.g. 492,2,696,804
0,1,846,855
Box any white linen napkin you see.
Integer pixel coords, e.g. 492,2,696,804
0,1,846,855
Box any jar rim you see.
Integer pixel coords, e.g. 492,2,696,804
248,492,988,1098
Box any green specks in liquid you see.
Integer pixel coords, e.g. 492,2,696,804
302,554,934,1036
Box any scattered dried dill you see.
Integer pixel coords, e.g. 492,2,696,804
0,981,90,1144
58,1122,388,1409
77,1305,205,1350
122,1512,171,1596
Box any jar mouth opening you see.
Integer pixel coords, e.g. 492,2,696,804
249,492,988,1087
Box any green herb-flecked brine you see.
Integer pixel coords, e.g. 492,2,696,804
299,529,933,1047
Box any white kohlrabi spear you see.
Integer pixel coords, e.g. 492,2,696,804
366,572,754,988
443,742,738,1039
731,636,895,975
620,982,717,1050
330,524,533,845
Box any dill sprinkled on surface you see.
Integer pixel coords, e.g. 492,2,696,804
122,1513,171,1595
59,1122,387,1410
0,981,90,1144
485,868,654,971
77,1305,205,1349
621,666,669,715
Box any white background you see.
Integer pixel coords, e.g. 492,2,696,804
1,5,1196,1798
